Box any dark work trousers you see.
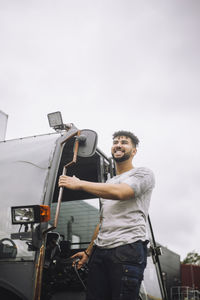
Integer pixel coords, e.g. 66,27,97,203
85,240,147,300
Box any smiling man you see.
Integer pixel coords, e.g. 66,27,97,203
59,130,155,300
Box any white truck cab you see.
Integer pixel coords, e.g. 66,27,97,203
0,112,167,300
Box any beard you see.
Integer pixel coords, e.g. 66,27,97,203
112,151,132,162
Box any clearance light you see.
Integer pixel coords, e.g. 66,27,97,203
11,205,50,225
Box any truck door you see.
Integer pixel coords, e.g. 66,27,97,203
41,140,110,300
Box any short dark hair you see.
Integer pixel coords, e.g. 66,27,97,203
112,130,139,147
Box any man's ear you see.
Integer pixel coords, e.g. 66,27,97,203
132,148,137,157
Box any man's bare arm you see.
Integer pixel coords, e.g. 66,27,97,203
85,223,100,256
59,175,134,200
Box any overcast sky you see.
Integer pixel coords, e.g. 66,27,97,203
1,0,200,260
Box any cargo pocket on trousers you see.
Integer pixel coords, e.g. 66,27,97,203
120,264,143,300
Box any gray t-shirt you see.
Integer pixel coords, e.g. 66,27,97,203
95,167,155,248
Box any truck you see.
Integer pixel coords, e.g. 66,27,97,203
0,112,167,300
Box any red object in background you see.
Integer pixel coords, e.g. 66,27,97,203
181,264,200,290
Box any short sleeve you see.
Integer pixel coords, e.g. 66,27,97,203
123,167,155,197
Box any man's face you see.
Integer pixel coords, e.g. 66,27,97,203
111,136,136,162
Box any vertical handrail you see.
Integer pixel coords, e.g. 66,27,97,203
33,243,45,300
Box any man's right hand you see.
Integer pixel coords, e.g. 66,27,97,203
71,251,89,269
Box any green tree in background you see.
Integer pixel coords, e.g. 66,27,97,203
182,251,200,265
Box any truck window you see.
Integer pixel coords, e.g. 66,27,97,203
50,199,99,250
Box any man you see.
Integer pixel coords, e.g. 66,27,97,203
59,130,155,300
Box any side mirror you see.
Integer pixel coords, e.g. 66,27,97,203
76,129,98,157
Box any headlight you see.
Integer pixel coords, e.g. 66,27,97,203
11,205,50,224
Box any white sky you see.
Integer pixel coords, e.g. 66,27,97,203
1,0,200,260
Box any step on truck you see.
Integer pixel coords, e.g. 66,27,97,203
0,112,168,300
